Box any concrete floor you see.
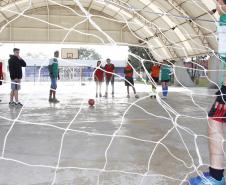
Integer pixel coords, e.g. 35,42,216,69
0,82,225,185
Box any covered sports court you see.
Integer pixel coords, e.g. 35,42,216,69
0,0,225,185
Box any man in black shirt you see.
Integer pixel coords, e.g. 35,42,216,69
8,48,26,106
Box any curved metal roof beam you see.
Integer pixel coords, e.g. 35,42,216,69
0,0,217,59
0,0,173,59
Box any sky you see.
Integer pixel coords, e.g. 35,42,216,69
0,43,129,61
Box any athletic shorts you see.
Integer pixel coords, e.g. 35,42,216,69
125,77,134,86
208,85,226,123
50,78,57,90
161,79,170,83
152,77,159,83
209,102,226,123
11,80,21,91
106,76,114,85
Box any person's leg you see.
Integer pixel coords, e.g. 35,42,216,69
53,90,56,100
10,80,15,103
105,79,109,96
189,103,225,184
49,78,53,101
132,86,136,95
49,90,53,100
96,81,98,97
10,90,14,102
99,82,102,97
111,77,114,96
165,82,169,97
162,82,166,96
208,119,224,176
127,86,129,97
52,78,59,103
14,90,18,102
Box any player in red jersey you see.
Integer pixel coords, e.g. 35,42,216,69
104,58,115,98
94,60,104,98
124,60,139,98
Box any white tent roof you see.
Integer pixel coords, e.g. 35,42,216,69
0,0,218,60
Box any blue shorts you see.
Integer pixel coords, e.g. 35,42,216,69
50,78,57,90
11,80,21,91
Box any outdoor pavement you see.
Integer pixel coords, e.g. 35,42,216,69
0,81,225,185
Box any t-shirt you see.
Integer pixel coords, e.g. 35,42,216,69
151,65,160,78
160,65,172,81
124,65,133,78
218,14,226,55
218,14,226,85
105,64,115,79
94,67,104,81
49,58,58,78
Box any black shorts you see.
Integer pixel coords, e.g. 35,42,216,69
208,85,226,123
125,77,134,86
152,77,159,83
106,76,114,85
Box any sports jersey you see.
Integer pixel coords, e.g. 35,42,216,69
94,67,104,81
151,65,160,78
105,63,115,79
124,65,133,78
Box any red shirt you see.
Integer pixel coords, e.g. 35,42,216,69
105,64,115,79
124,65,133,78
151,65,160,78
94,67,104,81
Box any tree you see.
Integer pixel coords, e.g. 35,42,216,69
128,46,155,72
79,48,101,60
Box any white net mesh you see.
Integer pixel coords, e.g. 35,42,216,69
0,0,225,185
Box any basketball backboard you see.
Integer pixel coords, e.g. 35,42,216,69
61,48,79,59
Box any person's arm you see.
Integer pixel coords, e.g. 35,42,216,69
112,64,115,73
94,68,98,80
18,57,26,67
111,64,115,79
169,67,174,76
217,0,226,16
8,59,15,80
52,63,58,78
58,68,60,80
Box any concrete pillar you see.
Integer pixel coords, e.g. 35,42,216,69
174,60,195,87
208,55,221,89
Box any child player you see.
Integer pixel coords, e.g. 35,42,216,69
124,60,139,98
94,60,104,98
160,60,172,99
104,58,115,98
189,0,226,184
150,62,160,99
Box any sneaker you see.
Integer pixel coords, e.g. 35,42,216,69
135,94,139,98
49,98,53,102
96,93,98,98
99,93,102,97
127,94,130,98
188,172,225,185
52,99,60,103
15,102,23,107
9,101,15,106
104,94,108,98
112,93,114,98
